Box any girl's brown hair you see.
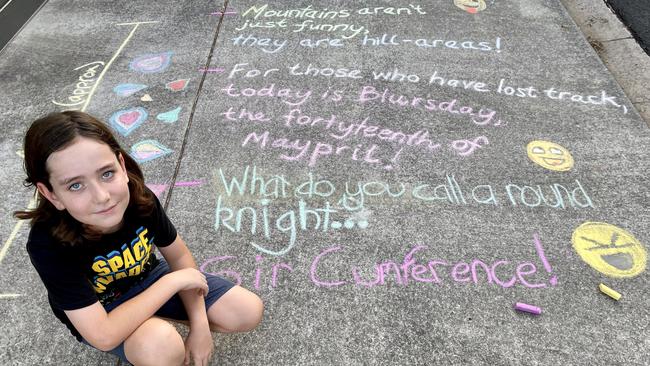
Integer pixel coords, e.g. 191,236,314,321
14,111,154,246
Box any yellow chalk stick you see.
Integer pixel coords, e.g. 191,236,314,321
599,283,622,301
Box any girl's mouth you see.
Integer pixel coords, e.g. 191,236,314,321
96,204,116,214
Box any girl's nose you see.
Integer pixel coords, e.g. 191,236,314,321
91,183,111,203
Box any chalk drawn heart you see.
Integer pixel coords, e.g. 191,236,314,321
166,79,190,92
113,83,148,97
156,107,181,123
130,140,172,163
109,107,148,136
129,52,173,74
146,184,168,198
119,111,139,125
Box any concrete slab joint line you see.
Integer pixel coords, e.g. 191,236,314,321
163,0,227,211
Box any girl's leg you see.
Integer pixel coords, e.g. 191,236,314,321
123,317,185,366
206,285,263,333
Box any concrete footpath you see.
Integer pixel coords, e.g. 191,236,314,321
1,1,649,365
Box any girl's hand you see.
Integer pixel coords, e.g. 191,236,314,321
166,268,208,296
184,326,214,366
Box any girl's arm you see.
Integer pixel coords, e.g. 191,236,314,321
64,266,207,351
158,235,213,364
158,235,210,329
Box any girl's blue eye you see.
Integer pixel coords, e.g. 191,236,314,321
102,170,114,179
69,183,82,191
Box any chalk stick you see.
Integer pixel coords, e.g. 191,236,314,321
514,302,542,315
599,283,622,301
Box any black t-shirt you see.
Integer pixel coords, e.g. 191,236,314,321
26,192,177,341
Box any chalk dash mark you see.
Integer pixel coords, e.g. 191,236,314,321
174,180,204,187
199,67,225,73
210,9,237,16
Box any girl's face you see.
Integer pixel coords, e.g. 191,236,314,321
37,137,131,234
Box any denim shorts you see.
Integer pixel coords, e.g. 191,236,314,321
81,257,235,364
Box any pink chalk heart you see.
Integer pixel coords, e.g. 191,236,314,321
166,79,189,92
118,111,140,126
109,107,148,136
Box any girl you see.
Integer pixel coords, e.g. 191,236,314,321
15,111,263,366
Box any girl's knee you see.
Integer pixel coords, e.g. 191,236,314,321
209,286,264,333
124,317,185,366
240,292,264,331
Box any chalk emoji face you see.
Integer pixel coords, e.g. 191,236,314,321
454,0,487,14
572,222,647,278
526,140,574,171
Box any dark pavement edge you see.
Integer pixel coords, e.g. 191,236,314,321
561,0,650,126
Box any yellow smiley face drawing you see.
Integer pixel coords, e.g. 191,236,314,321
454,0,487,14
527,140,574,171
572,222,647,278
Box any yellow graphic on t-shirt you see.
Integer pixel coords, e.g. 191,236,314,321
91,227,152,293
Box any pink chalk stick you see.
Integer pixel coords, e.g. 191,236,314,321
514,302,542,315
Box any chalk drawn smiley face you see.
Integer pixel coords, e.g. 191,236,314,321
572,222,647,278
526,140,574,171
454,0,487,14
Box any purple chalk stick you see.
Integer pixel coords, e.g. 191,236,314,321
514,302,542,315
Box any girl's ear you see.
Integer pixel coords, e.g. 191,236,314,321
36,182,66,211
117,153,129,183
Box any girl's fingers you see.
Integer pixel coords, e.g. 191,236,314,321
196,282,208,297
192,353,208,366
184,348,190,366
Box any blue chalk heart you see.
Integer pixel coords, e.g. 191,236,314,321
113,83,148,97
156,107,182,123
